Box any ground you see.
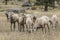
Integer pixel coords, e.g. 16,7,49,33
0,5,60,40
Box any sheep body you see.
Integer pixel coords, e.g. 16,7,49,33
50,14,58,28
33,16,50,33
25,14,34,33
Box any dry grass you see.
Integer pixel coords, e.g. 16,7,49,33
0,9,60,40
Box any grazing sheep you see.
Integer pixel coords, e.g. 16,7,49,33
33,16,50,33
5,12,19,31
50,14,58,29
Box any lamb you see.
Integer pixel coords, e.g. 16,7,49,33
33,16,50,33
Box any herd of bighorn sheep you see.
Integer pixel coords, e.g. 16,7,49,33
5,9,59,33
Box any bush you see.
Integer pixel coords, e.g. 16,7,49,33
31,6,36,10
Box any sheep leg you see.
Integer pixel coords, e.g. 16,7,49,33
42,24,46,34
55,22,58,28
26,24,28,31
29,24,31,33
24,24,27,32
18,23,20,31
42,25,45,34
49,21,53,28
13,22,16,31
44,24,46,34
40,25,43,32
27,24,29,32
30,25,33,33
20,25,22,32
10,22,12,31
42,27,43,33
44,28,46,34
25,24,28,31
47,24,50,33
22,24,24,32
52,24,54,28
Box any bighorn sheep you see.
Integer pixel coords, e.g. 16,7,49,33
5,12,19,31
50,14,58,29
33,16,50,33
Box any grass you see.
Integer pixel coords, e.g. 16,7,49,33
0,5,60,40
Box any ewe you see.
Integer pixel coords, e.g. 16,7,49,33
33,16,50,33
5,12,19,31
50,14,58,29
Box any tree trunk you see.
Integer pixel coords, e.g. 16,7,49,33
5,0,8,5
44,2,48,11
52,0,55,9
